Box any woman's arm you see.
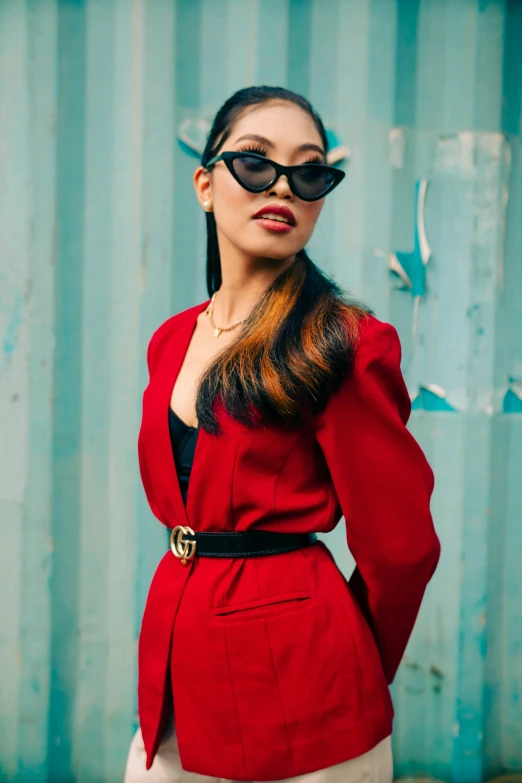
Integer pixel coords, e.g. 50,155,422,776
313,315,441,684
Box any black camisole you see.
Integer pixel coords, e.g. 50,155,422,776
168,407,199,505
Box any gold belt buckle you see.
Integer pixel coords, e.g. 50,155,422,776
170,525,197,565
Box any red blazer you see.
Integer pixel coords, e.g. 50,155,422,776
137,298,440,780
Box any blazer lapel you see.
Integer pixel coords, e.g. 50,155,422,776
145,298,211,530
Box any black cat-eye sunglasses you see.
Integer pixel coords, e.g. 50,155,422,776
203,151,345,202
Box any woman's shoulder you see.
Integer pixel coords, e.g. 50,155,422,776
313,311,409,429
353,311,402,361
146,298,211,373
151,298,209,340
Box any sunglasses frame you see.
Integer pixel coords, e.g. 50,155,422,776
204,151,346,202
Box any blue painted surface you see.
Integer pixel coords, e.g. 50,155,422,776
503,382,522,413
1,1,522,781
392,180,431,298
412,386,458,413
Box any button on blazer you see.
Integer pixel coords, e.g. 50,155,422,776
136,298,441,780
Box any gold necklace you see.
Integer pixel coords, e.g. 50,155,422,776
205,290,248,338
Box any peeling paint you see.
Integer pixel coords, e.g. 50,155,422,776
435,131,476,177
503,377,522,412
412,383,458,412
177,115,212,158
391,179,432,301
389,127,406,169
324,129,350,166
388,252,412,288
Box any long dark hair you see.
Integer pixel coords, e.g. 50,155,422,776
195,86,372,435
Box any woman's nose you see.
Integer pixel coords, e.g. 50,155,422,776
267,174,294,199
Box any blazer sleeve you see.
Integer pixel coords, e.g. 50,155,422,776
313,315,441,684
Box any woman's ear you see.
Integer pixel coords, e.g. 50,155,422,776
193,165,212,209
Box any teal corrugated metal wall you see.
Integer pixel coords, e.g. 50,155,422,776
1,0,521,781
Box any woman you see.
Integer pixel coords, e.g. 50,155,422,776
125,86,440,782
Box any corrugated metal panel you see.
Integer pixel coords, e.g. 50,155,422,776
1,0,521,780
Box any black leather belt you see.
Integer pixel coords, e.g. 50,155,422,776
168,525,318,565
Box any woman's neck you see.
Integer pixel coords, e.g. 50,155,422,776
215,255,296,324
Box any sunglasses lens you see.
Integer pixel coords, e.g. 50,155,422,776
232,155,276,190
292,165,335,199
231,154,338,200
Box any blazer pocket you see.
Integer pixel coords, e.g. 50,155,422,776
212,590,312,623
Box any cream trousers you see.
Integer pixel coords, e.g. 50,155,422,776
124,723,393,783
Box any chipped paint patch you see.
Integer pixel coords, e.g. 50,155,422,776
389,127,406,169
503,377,522,412
435,131,476,177
412,383,458,412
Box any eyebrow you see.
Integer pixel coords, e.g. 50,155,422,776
232,133,326,158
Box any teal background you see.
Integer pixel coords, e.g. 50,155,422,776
1,0,521,781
